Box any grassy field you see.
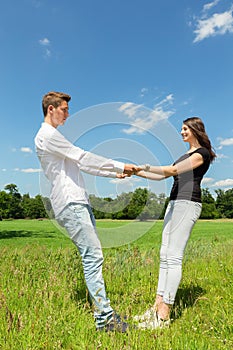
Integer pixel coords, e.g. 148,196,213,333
0,219,232,350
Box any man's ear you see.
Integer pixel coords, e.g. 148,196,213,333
48,105,54,113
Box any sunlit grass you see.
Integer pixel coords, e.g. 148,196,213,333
0,219,232,349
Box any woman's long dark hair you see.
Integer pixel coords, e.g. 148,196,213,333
183,117,216,163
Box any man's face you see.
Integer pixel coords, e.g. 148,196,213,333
49,100,69,128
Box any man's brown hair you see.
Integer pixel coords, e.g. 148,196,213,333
42,91,71,117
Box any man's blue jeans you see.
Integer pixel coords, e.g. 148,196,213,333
56,203,113,328
157,200,202,305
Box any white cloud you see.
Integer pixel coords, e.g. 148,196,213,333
118,103,142,118
45,48,51,57
217,137,233,149
166,93,174,102
203,0,220,13
124,108,174,135
39,38,50,46
213,178,233,187
14,168,41,173
21,168,41,173
140,87,148,97
109,177,141,184
193,9,233,43
120,94,174,135
216,152,228,159
20,147,33,153
202,177,214,184
39,37,52,57
155,94,174,109
1,169,6,172
220,138,233,146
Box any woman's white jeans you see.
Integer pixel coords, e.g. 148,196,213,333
56,203,113,328
157,200,202,305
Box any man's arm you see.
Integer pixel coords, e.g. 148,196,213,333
40,127,138,175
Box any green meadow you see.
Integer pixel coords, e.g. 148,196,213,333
0,219,232,350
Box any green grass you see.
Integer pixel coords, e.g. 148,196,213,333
0,219,232,349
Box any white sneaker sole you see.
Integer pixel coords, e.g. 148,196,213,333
134,310,170,330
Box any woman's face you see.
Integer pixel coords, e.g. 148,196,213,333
181,123,193,143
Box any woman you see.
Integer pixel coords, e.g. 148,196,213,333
134,117,216,330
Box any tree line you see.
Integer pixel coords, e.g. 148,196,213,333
0,184,233,220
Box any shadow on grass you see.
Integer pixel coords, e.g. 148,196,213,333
0,230,55,239
70,276,92,311
72,287,91,308
172,284,206,320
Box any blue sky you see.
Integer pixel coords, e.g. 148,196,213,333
1,0,233,199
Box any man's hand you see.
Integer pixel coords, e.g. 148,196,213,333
123,164,142,176
116,173,129,179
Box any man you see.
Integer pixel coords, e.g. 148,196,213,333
35,91,136,332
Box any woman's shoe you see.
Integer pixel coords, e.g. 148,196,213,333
136,311,170,330
133,307,156,322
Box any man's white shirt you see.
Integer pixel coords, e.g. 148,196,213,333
34,122,124,216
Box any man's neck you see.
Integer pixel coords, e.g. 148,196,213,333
44,117,57,128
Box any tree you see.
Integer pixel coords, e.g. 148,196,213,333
200,188,219,219
215,188,233,218
159,197,169,219
89,194,108,219
22,194,48,219
0,184,50,219
0,191,11,219
137,191,166,221
4,183,20,196
111,192,133,219
1,182,232,220
148,192,166,219
4,184,24,219
127,188,149,220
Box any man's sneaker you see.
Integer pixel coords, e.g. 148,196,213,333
133,307,156,322
97,313,129,333
136,311,170,330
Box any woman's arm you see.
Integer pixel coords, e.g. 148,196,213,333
135,170,166,181
139,153,204,178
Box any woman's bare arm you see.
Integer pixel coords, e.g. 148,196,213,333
137,153,204,179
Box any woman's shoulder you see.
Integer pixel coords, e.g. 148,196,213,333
192,147,210,160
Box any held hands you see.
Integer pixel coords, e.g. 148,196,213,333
116,173,129,179
117,164,149,179
117,164,164,181
123,164,143,176
117,164,142,179
116,164,139,178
